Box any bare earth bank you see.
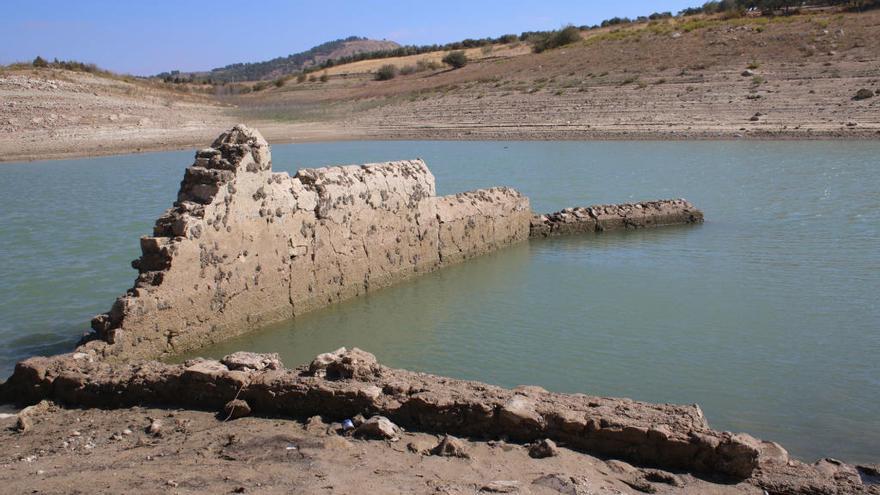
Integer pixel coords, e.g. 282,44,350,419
0,403,762,495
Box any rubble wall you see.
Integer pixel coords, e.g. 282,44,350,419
86,125,531,361
529,199,704,238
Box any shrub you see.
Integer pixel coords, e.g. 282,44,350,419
320,71,329,82
296,73,307,83
747,61,761,70
274,78,286,88
32,56,48,68
399,65,417,75
308,74,317,82
417,59,442,71
442,51,468,69
376,64,398,80
252,81,269,91
499,34,518,44
481,45,493,55
532,26,581,53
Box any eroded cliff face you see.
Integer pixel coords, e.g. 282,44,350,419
86,125,531,361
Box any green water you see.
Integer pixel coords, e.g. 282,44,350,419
1,141,878,463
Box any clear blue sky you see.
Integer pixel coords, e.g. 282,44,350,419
1,0,699,76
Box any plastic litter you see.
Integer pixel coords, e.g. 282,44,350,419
342,419,355,431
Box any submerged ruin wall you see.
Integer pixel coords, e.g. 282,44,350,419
86,125,531,361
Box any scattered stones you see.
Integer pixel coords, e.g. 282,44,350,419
430,434,470,458
223,399,252,420
528,438,560,459
221,352,283,372
353,416,400,440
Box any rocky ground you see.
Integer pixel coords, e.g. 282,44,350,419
0,70,234,162
0,402,764,495
2,10,879,163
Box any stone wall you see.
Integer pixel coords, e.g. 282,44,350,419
529,199,704,237
86,125,531,361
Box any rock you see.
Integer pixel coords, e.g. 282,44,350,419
146,419,162,436
309,347,382,380
621,477,657,493
14,415,32,433
430,434,470,458
853,88,874,100
221,352,283,371
528,438,559,458
642,469,684,487
480,481,520,493
499,395,544,429
741,69,755,77
354,415,400,440
223,399,251,419
532,474,577,495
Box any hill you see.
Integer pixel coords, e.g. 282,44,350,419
174,36,401,83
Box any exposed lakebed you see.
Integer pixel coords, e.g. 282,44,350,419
0,140,878,463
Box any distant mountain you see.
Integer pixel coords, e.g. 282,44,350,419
187,36,400,82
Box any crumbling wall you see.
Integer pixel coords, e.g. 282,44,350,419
529,199,704,238
1,348,765,480
86,125,531,361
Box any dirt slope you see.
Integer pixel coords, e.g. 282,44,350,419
2,10,879,162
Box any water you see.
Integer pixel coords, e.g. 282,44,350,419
1,141,878,463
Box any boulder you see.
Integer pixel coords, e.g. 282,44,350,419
430,434,470,458
221,352,283,372
853,88,874,100
354,415,400,440
309,347,382,381
499,395,544,430
223,399,252,419
528,438,560,458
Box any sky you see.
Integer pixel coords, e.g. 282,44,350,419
1,0,700,76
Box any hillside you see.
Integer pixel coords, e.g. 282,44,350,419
188,37,400,82
2,8,879,162
232,9,880,141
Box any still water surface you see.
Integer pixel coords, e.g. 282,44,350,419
1,141,878,463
